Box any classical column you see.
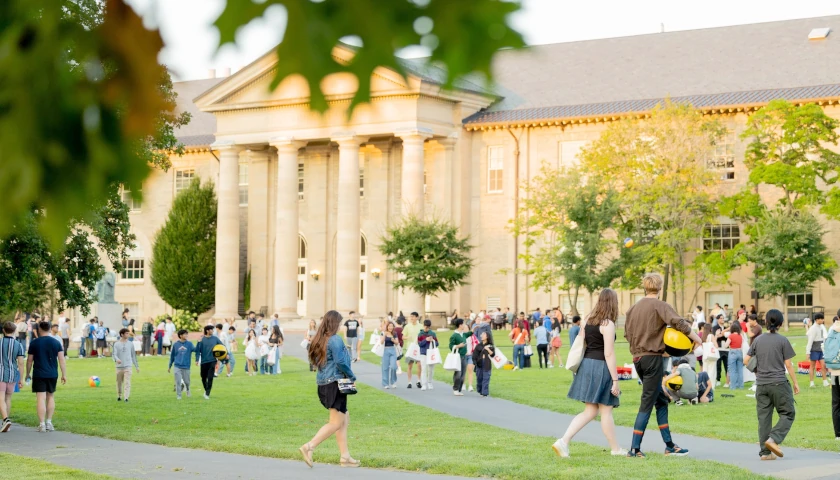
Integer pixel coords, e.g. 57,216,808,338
396,128,432,317
396,128,433,217
270,138,307,319
212,141,244,320
246,150,271,313
332,133,368,315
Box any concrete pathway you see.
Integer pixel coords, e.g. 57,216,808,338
0,426,466,480
283,334,839,480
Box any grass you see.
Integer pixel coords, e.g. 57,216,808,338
9,354,767,480
0,453,117,480
363,328,837,452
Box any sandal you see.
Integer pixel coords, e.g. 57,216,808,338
340,456,361,468
299,443,313,468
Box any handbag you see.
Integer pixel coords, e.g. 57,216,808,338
337,378,357,395
746,355,757,373
162,335,172,347
425,344,442,365
300,339,310,349
259,343,269,356
444,348,462,371
490,347,508,369
702,341,720,360
565,335,586,373
523,345,533,356
372,341,384,357
267,347,277,365
405,342,421,361
369,331,380,346
132,340,142,352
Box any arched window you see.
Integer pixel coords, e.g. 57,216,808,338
298,235,307,259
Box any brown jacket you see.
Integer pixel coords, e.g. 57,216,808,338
624,297,693,357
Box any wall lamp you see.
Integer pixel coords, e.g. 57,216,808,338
310,270,320,281
371,268,381,279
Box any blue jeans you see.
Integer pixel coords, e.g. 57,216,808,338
157,337,163,355
513,345,525,368
381,346,397,386
728,349,744,389
216,349,236,373
272,347,281,374
259,356,268,374
476,366,491,395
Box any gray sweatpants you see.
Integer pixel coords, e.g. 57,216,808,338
174,368,191,397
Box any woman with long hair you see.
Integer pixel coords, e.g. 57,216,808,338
269,325,284,375
472,331,495,397
306,319,318,372
744,309,800,460
553,288,626,457
300,310,359,468
701,323,717,383
379,321,400,389
728,322,745,389
244,329,259,376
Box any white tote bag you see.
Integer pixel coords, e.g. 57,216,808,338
162,335,172,347
523,345,533,356
702,341,720,360
267,347,277,365
369,330,381,346
425,345,442,365
132,340,142,352
444,348,462,371
405,342,421,361
490,347,508,369
372,341,384,357
566,335,586,373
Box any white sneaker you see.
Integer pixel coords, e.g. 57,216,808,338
468,385,474,392
824,380,830,387
203,394,210,400
549,364,555,368
810,381,815,388
37,423,46,433
383,385,390,389
420,385,427,391
227,373,232,378
428,384,434,390
390,384,397,389
552,439,570,457
723,383,730,388
454,391,464,396
611,448,628,456
177,396,182,400
513,366,519,371
45,421,54,432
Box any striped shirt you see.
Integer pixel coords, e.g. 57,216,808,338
0,336,24,383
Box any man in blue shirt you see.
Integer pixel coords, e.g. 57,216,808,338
25,321,67,432
95,321,109,358
531,308,542,325
569,316,581,347
168,330,195,400
0,321,25,432
534,321,550,368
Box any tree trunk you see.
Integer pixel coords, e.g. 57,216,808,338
662,264,670,303
778,295,788,332
570,287,580,316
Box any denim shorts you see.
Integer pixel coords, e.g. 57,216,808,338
466,355,474,366
810,351,824,361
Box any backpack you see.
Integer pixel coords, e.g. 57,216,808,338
824,329,840,370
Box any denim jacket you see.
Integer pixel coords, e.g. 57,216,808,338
316,334,356,386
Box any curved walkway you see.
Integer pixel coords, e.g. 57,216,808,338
283,334,838,480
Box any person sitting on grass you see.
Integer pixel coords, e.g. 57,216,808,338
663,359,699,406
697,369,714,403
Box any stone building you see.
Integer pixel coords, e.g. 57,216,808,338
112,16,840,324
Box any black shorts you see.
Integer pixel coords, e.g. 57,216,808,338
96,339,107,348
318,382,348,414
32,377,57,394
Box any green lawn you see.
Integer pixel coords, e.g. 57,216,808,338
9,355,767,480
0,453,117,480
363,328,835,451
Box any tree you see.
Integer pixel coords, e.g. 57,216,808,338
581,100,726,312
511,166,624,315
151,180,217,314
745,209,836,329
378,215,473,299
0,188,135,316
741,99,840,218
3,0,523,243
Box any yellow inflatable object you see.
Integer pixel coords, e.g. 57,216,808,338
666,375,684,391
663,328,692,357
212,344,228,360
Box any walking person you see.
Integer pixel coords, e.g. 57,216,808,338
25,321,67,432
269,325,284,375
744,309,800,460
0,322,25,432
306,319,318,372
299,310,360,468
113,328,140,402
825,314,840,442
509,320,529,370
379,321,400,389
343,312,360,363
168,330,195,399
473,331,495,397
549,321,563,368
727,323,745,390
195,325,223,400
624,273,700,459
449,319,473,396
402,312,423,389
534,319,550,369
417,319,438,390
553,288,626,457
806,313,829,388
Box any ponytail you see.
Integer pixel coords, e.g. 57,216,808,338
765,309,784,333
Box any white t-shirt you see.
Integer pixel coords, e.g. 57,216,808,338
165,322,176,336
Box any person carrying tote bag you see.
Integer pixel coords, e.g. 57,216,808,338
417,320,438,390
566,330,586,373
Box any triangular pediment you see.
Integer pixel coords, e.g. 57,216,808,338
194,44,431,111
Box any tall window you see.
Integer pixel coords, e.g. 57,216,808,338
487,146,503,193
703,224,740,251
708,134,736,181
787,293,813,308
120,245,144,281
559,141,586,171
297,235,307,310
174,169,195,195
298,161,304,200
238,163,249,206
121,185,142,211
359,168,365,198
